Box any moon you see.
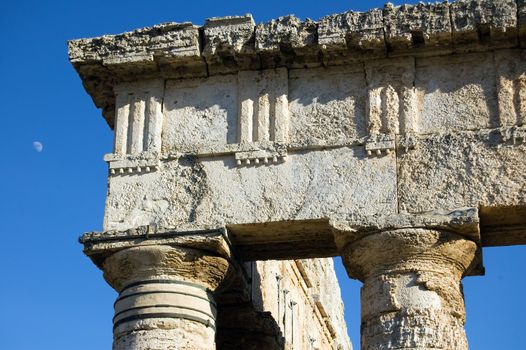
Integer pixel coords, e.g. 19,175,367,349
33,141,43,152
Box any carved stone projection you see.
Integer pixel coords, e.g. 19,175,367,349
70,1,526,349
236,68,289,166
365,57,417,156
106,79,164,174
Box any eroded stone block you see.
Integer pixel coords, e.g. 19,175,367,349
318,8,384,51
237,68,289,144
104,147,397,231
203,15,258,74
289,66,367,145
68,23,203,79
200,148,397,228
318,8,385,65
203,15,255,55
255,15,319,69
162,75,238,151
69,22,201,69
255,15,317,52
112,79,165,157
495,49,526,126
450,0,518,48
365,57,416,136
74,64,117,127
415,53,497,133
397,129,526,213
383,2,451,51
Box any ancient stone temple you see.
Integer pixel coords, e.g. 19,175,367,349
69,0,526,349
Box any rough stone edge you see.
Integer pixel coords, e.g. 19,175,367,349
79,226,234,269
68,0,524,127
330,207,481,248
330,207,485,276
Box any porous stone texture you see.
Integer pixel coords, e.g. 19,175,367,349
255,15,318,68
103,148,397,231
113,320,214,350
98,47,525,240
450,0,517,47
415,53,498,133
70,1,526,349
162,75,238,149
289,66,368,144
256,15,317,52
68,0,525,126
342,229,477,350
397,129,526,213
383,2,451,50
319,8,383,49
203,15,258,74
495,49,526,126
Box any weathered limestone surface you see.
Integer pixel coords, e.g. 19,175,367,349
318,8,384,50
383,2,451,50
289,66,368,143
162,75,238,149
415,53,498,133
203,15,258,75
94,47,526,247
495,49,526,126
256,15,318,68
81,226,351,349
70,1,526,349
342,229,477,350
451,0,518,47
102,148,396,232
398,129,526,214
69,0,524,126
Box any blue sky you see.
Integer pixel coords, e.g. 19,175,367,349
1,1,525,349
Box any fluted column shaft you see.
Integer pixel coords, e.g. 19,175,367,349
342,228,477,350
102,245,231,350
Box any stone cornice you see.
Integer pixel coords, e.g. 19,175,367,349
68,0,523,127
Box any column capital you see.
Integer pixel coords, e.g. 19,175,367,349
331,207,484,278
103,245,231,292
341,228,478,282
79,226,239,350
79,225,233,269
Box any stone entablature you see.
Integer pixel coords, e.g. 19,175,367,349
95,56,526,176
92,52,526,236
70,1,526,349
69,0,523,126
68,1,526,251
69,3,526,238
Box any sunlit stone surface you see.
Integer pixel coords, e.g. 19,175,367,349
71,1,526,349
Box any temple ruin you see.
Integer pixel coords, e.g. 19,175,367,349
69,0,526,349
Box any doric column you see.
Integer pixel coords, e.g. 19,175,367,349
102,245,231,350
341,228,477,350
